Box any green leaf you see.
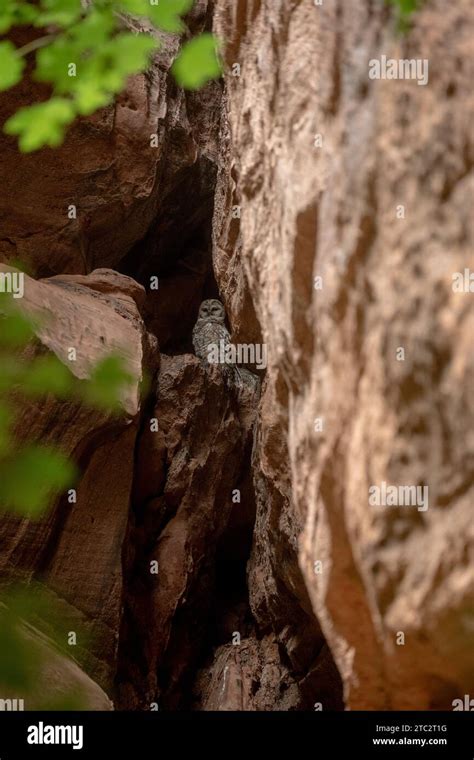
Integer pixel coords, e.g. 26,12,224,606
0,41,25,91
116,0,151,17
385,0,423,31
395,0,419,14
0,0,17,35
15,2,40,25
0,310,35,347
0,356,23,394
0,1,37,34
35,29,156,112
0,402,13,458
74,33,157,102
4,98,76,152
21,354,74,398
35,37,82,92
147,0,194,33
68,7,115,47
35,0,82,28
0,605,40,690
0,584,89,706
2,0,213,152
0,445,77,517
107,32,157,76
73,80,112,116
172,33,221,90
81,354,134,411
6,258,34,277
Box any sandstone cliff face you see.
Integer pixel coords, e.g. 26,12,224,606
0,2,216,279
213,0,474,709
0,265,158,693
117,355,258,709
116,352,340,710
0,0,472,713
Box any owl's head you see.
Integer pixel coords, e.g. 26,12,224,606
198,299,226,324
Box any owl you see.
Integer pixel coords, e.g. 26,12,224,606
192,299,231,362
192,299,260,394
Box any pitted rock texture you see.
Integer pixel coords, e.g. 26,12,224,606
116,354,259,709
191,635,341,712
213,0,474,709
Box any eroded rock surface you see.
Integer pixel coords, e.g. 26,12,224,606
0,266,158,692
117,354,258,709
192,635,341,711
0,2,218,279
213,0,474,709
0,0,472,714
0,619,113,711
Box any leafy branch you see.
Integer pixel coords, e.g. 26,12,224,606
0,0,221,151
0,285,143,705
0,292,136,518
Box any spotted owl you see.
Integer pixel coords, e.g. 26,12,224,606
192,299,260,394
192,299,231,361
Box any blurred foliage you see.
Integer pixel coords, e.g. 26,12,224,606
81,354,134,412
0,0,221,716
0,292,135,518
0,602,39,692
0,289,136,708
172,32,221,89
0,0,221,151
0,583,92,709
0,444,77,517
385,0,424,31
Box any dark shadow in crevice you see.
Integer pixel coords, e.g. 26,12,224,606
119,156,220,354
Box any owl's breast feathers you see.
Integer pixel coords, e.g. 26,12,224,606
192,318,232,363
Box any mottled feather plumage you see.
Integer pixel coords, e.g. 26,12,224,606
192,299,260,393
192,299,231,360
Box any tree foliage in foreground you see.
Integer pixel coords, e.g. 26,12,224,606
0,290,136,707
385,0,425,32
0,292,135,517
0,0,221,151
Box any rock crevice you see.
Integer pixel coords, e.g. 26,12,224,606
0,0,472,713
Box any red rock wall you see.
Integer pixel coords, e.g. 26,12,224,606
0,0,472,712
0,3,216,278
0,267,158,693
213,0,474,709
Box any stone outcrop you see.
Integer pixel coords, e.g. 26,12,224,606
116,350,340,710
0,265,158,693
213,0,474,709
117,354,258,709
191,635,341,711
0,1,218,280
0,616,113,711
